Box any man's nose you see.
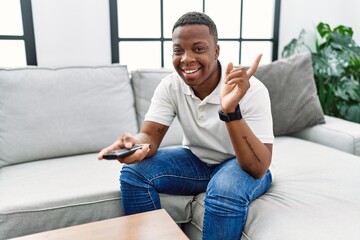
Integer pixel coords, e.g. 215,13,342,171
181,51,195,65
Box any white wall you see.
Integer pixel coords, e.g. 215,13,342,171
32,0,111,66
340,0,360,42
31,0,360,66
279,0,360,57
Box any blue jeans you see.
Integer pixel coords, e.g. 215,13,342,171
120,147,272,240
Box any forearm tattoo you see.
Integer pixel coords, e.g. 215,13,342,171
243,136,261,162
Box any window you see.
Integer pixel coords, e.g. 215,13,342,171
110,0,281,71
0,0,37,67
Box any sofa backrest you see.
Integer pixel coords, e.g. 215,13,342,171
0,65,138,168
131,69,184,147
0,53,325,168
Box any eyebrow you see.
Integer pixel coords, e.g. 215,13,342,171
173,41,207,45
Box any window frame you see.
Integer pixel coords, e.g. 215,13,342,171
0,0,37,66
109,0,281,66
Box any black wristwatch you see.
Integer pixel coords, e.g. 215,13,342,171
218,104,242,122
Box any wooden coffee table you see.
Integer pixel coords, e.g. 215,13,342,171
11,209,189,240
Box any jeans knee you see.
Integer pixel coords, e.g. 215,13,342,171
120,165,147,189
207,173,249,203
205,181,250,219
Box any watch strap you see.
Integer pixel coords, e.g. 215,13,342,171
218,104,242,122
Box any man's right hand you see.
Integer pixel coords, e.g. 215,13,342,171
97,133,150,164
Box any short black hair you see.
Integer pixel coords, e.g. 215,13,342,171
172,12,218,43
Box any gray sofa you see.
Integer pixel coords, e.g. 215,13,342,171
1,53,360,240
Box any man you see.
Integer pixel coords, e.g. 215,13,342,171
98,11,273,239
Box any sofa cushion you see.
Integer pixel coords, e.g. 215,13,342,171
0,154,193,239
292,115,360,156
0,65,138,167
189,137,360,240
0,154,122,239
131,69,183,147
254,52,325,136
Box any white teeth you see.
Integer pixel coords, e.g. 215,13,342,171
184,69,198,74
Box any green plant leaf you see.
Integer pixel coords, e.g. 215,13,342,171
334,25,353,38
281,30,309,58
346,104,360,123
330,32,357,54
333,76,359,101
338,102,360,123
316,47,343,77
317,22,332,38
347,57,360,79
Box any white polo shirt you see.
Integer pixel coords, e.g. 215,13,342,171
145,65,274,165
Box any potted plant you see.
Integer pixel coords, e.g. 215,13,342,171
282,22,360,123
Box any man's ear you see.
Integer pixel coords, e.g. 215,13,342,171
215,44,220,60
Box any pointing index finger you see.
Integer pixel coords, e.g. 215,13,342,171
246,54,262,77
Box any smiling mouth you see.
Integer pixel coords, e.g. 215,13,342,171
182,68,201,74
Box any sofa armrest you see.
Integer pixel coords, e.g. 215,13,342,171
291,115,360,156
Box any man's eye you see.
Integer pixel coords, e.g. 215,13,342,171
173,49,183,54
195,47,205,52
